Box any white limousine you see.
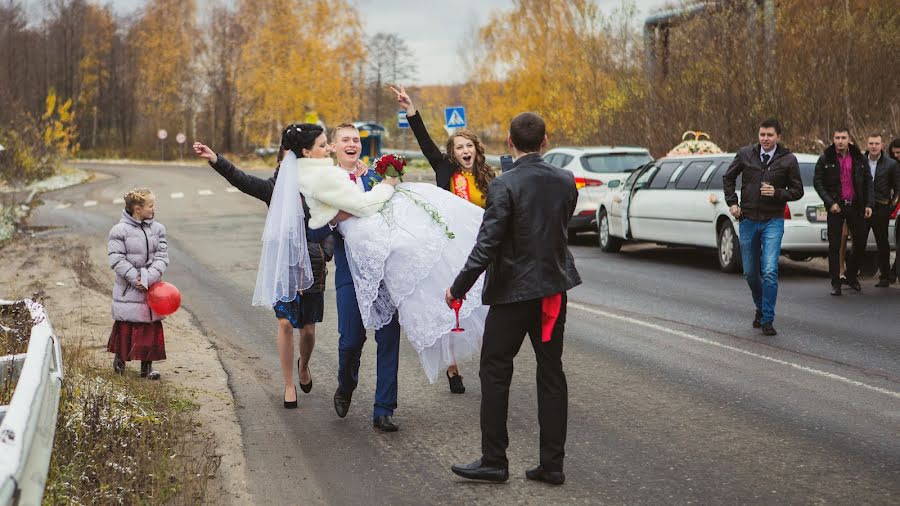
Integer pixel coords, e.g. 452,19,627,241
596,153,897,272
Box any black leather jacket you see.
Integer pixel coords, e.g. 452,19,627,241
209,155,333,293
814,143,875,211
450,153,582,305
723,144,804,220
868,152,900,211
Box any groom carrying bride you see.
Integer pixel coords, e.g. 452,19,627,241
447,112,581,485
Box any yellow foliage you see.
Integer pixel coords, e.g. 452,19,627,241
129,0,198,132
463,0,629,144
235,0,366,146
42,89,79,155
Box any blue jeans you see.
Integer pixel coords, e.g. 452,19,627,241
738,218,784,325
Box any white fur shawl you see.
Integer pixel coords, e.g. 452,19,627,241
296,158,395,229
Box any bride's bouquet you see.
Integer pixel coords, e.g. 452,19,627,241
373,153,407,180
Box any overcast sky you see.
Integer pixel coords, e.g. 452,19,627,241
25,0,674,84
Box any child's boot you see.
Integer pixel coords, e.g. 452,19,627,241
140,361,160,380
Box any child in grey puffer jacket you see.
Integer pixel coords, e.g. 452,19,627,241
106,188,169,379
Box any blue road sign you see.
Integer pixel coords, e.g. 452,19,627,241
398,111,409,129
445,106,466,128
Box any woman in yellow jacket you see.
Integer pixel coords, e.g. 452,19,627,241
391,85,497,394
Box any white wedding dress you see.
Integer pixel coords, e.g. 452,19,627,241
295,159,487,383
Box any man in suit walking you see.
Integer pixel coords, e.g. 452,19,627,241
309,123,403,432
862,133,899,287
447,112,581,485
814,127,874,295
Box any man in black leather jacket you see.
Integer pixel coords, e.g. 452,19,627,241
863,134,900,287
723,118,804,336
447,112,581,486
813,128,874,295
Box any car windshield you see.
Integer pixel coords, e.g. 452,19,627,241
580,153,652,174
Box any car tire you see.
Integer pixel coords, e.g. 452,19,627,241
717,221,741,273
598,209,622,253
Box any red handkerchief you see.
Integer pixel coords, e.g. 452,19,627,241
541,293,562,342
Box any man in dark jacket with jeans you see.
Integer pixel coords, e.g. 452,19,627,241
724,118,804,336
447,112,581,486
814,128,874,295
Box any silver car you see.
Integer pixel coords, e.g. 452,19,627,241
544,146,653,235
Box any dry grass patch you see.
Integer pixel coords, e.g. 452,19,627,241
43,345,221,504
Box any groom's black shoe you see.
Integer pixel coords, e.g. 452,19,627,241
373,415,399,432
525,465,565,485
333,389,351,419
450,459,509,483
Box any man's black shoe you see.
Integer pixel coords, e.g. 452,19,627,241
752,310,762,329
333,389,351,419
373,415,399,432
875,279,890,288
889,271,897,284
830,286,842,296
525,465,565,485
761,322,777,336
450,459,509,483
848,279,862,292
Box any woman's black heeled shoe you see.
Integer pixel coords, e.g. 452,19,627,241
298,358,313,393
284,385,298,409
447,370,465,394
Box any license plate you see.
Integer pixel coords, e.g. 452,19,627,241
816,206,827,222
820,229,828,241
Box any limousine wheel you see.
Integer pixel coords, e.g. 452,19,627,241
717,222,741,273
598,209,622,253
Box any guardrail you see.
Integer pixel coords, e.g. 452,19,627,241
0,299,64,506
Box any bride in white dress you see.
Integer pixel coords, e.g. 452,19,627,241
294,155,488,383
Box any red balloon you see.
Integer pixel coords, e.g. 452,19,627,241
148,282,181,316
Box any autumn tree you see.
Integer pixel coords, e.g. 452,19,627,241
366,32,417,124
235,0,366,147
129,0,198,155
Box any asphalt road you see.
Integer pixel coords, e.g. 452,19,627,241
29,161,900,504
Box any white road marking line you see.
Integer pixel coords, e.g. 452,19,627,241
225,186,239,193
54,203,71,210
83,200,97,207
171,192,184,199
569,302,900,400
198,189,214,196
113,197,125,205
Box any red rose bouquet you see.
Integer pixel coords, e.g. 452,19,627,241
373,153,407,180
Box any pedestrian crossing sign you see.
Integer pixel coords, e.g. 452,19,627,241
445,106,467,128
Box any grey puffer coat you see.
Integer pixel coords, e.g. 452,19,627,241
108,211,169,322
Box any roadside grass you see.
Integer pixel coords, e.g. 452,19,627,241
2,295,219,504
43,342,220,504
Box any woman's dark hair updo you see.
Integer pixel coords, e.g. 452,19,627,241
280,123,324,158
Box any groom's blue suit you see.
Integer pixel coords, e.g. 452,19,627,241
308,169,401,419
